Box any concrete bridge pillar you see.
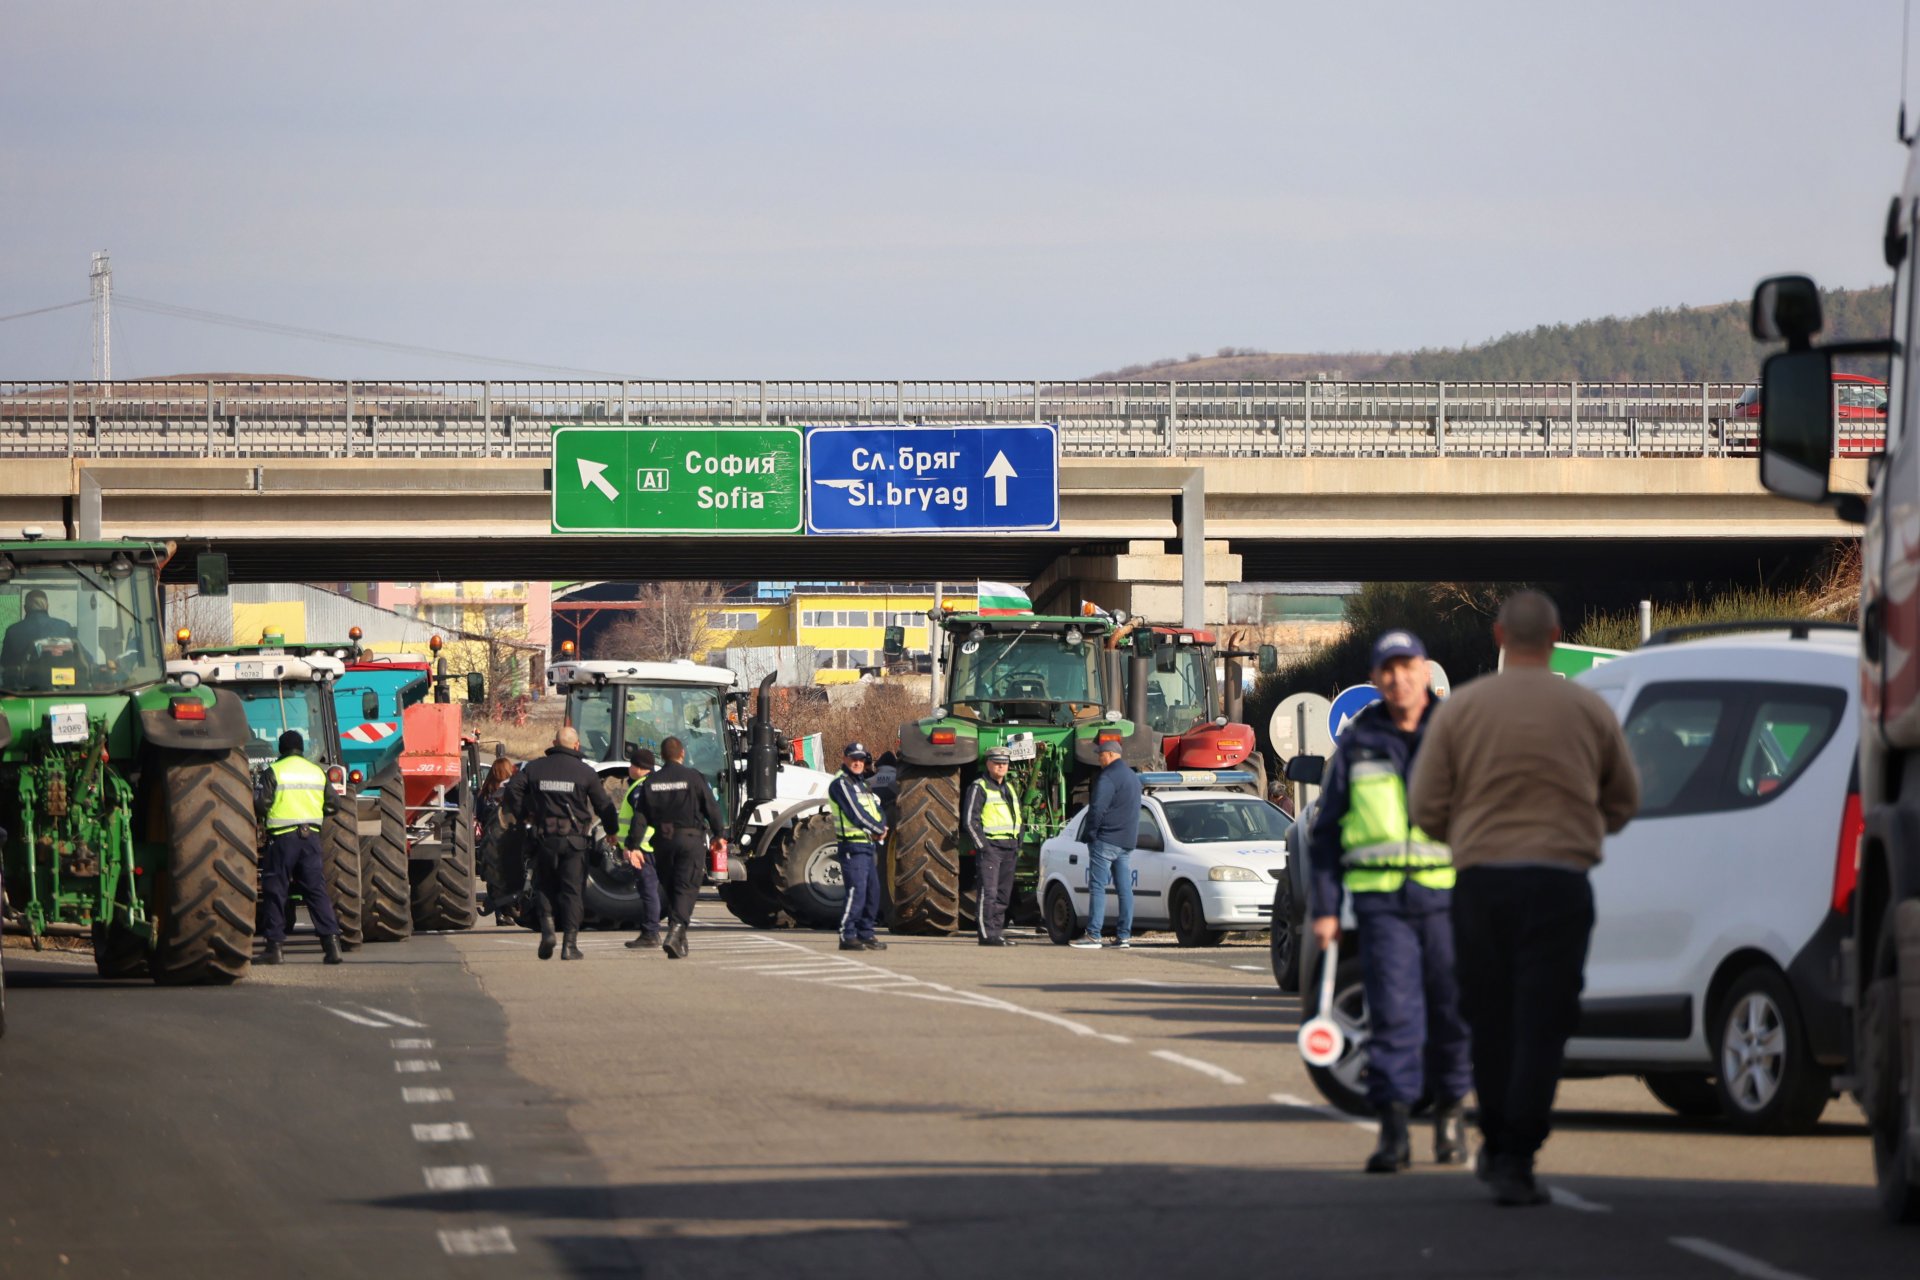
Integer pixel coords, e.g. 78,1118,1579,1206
1027,540,1241,624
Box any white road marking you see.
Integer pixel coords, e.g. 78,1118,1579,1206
390,1038,433,1050
394,1059,442,1074
1150,1050,1247,1085
321,1005,391,1027
1548,1186,1612,1213
423,1165,492,1190
1670,1237,1813,1280
1231,964,1266,971
362,1006,427,1028
402,1087,454,1104
1270,1092,1379,1132
412,1122,474,1142
439,1226,516,1256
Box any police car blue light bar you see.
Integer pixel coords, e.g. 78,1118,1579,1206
1137,770,1257,788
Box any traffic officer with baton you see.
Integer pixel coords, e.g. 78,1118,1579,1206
619,745,666,951
254,729,345,966
624,735,726,959
502,724,622,961
829,742,889,952
1308,629,1472,1173
963,747,1022,946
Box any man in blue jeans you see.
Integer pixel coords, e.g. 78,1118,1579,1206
1073,740,1143,949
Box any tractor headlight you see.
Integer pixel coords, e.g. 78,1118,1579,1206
1209,865,1261,882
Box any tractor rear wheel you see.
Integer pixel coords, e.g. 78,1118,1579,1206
322,804,363,948
360,767,412,943
410,792,478,933
886,765,969,936
772,811,844,929
152,747,258,985
91,919,150,979
719,855,786,929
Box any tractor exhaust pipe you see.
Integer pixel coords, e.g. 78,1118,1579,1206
748,672,779,807
1224,656,1245,726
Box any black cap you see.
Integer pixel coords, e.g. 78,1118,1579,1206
278,730,304,755
627,745,656,769
843,742,871,761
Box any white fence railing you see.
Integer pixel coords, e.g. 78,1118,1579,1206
0,378,1879,460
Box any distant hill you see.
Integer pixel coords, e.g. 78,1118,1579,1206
1093,285,1893,384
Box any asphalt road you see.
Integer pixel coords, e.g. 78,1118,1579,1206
2,900,1912,1279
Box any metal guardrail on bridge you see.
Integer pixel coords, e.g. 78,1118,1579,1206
0,378,1886,461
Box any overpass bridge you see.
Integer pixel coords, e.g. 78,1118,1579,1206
0,378,1865,617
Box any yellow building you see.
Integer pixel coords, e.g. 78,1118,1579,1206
697,590,977,685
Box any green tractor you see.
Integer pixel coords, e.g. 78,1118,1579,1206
885,611,1147,936
0,535,259,984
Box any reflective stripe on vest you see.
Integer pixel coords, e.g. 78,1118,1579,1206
267,755,328,832
1338,758,1452,892
979,781,1020,840
621,778,655,853
833,782,886,841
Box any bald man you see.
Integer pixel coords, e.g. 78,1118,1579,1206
1409,590,1640,1206
502,724,623,961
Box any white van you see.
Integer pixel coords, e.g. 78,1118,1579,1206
1571,623,1861,1134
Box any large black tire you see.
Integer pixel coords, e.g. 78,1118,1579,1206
1862,901,1920,1222
719,857,786,930
1305,945,1373,1117
152,747,258,985
771,811,844,929
91,920,150,980
1711,965,1831,1135
321,805,363,948
886,765,968,936
1643,1072,1721,1118
1269,876,1300,990
360,768,412,943
409,792,478,933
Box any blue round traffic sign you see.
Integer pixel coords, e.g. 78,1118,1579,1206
1328,684,1383,739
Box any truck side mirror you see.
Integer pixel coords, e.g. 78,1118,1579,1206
466,672,486,703
1758,347,1838,505
196,553,229,597
1751,274,1823,347
1284,754,1325,786
1257,644,1278,675
362,690,380,720
883,625,905,659
1132,630,1158,658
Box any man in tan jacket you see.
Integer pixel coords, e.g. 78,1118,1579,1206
1409,590,1639,1207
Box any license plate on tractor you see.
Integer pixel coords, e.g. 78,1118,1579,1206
1002,734,1038,761
47,704,88,744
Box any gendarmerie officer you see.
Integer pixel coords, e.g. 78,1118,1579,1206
624,734,726,959
253,729,345,966
963,747,1022,947
502,725,622,961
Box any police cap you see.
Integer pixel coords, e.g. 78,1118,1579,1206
983,748,1012,764
843,742,871,761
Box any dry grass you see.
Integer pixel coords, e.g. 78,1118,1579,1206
783,682,930,760
469,697,568,762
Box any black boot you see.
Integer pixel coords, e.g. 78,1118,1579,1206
537,902,556,961
625,930,661,950
1434,1099,1468,1165
1489,1153,1550,1207
560,930,583,961
1365,1103,1412,1173
663,921,689,959
320,935,344,966
259,940,283,966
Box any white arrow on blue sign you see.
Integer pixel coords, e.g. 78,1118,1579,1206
1328,684,1383,740
804,423,1060,535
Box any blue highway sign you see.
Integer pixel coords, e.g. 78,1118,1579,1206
1328,684,1383,739
805,424,1060,535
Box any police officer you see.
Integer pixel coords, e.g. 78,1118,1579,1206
625,735,726,959
254,730,345,966
619,745,666,951
829,742,889,952
963,747,1022,947
1309,629,1472,1173
502,725,622,961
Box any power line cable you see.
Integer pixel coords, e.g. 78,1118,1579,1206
0,299,91,324
114,293,622,377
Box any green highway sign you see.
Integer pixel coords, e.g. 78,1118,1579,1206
551,426,805,534
1549,642,1625,677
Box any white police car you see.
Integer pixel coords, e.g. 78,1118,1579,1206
1038,771,1292,946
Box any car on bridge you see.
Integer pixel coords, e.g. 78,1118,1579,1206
1039,774,1291,946
1734,372,1886,457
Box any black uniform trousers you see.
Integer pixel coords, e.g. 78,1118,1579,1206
654,830,707,928
1451,866,1596,1162
535,834,593,934
260,828,342,943
975,840,1018,942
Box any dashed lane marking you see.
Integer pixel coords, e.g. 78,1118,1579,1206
395,1059,442,1074
1669,1237,1812,1280
439,1227,516,1257
1150,1049,1247,1085
321,1005,392,1027
1231,964,1266,971
362,1006,428,1028
424,1165,492,1190
1270,1092,1379,1132
413,1122,474,1142
1549,1186,1612,1213
391,1038,433,1050
403,1087,454,1104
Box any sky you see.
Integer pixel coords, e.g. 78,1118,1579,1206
1,0,1912,380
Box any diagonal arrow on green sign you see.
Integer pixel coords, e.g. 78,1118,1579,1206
551,426,805,534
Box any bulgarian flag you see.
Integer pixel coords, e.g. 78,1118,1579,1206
791,733,824,770
977,581,1032,616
